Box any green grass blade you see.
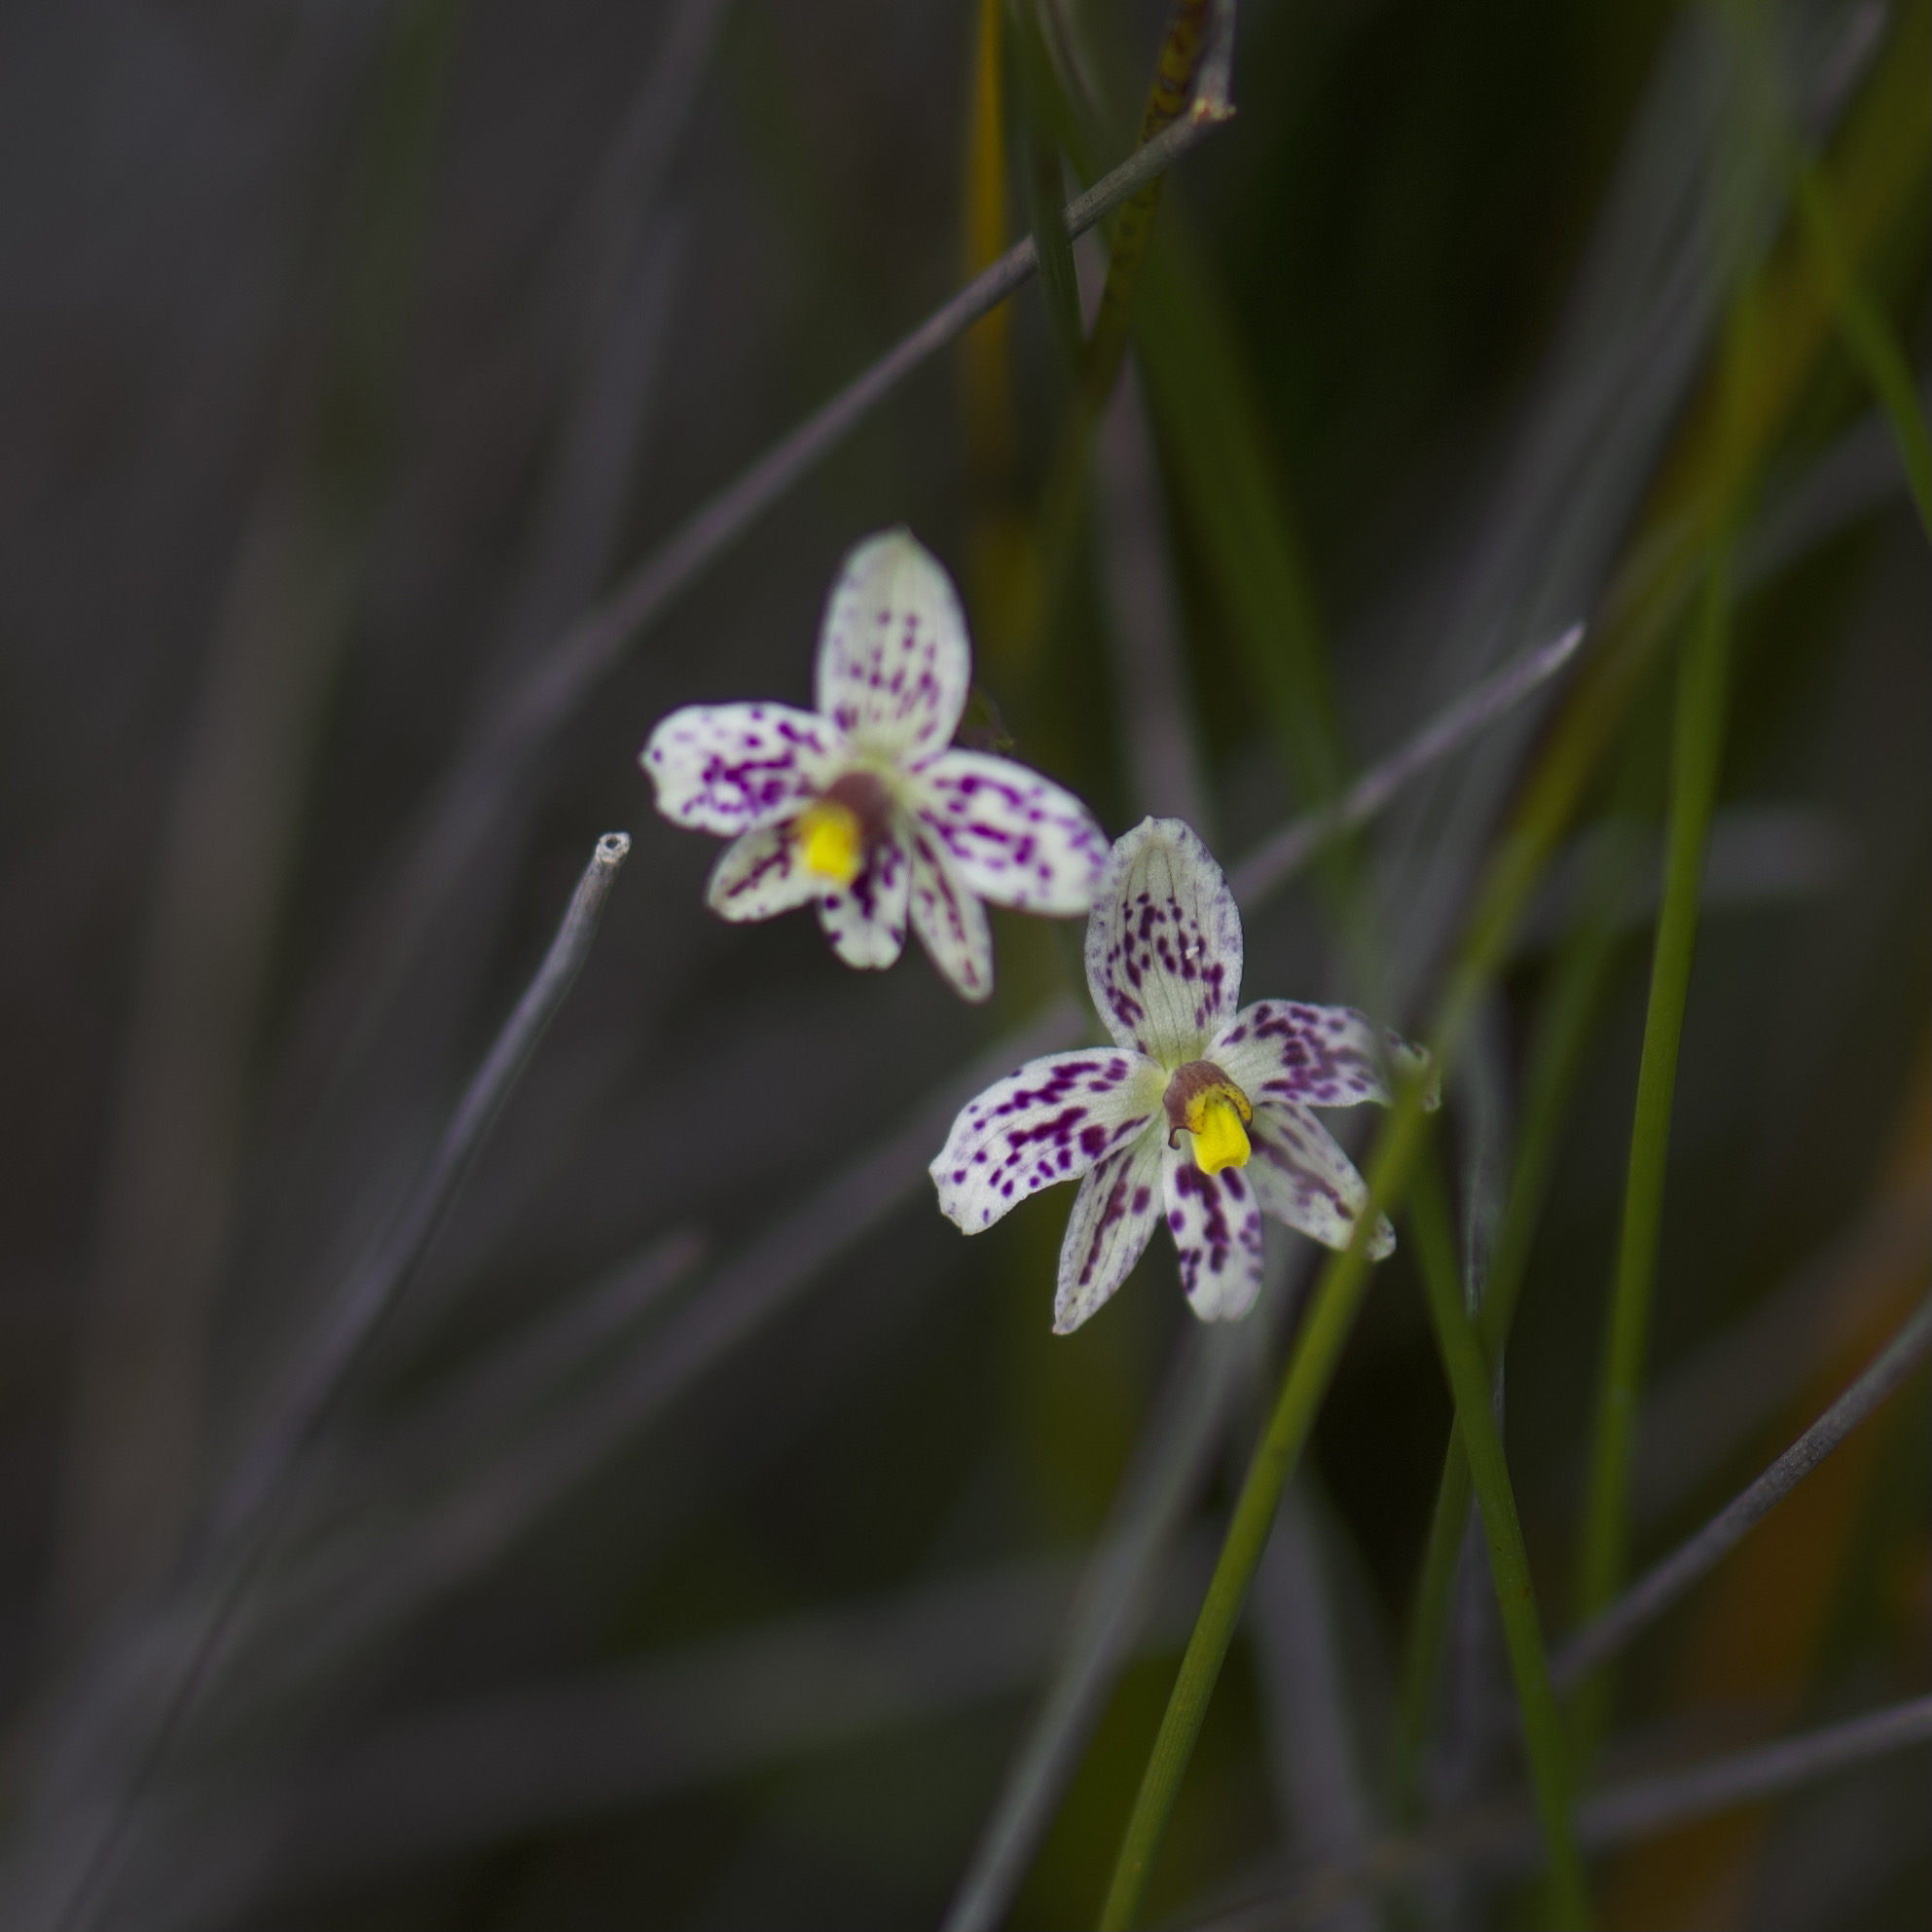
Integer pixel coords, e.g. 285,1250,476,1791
1408,1156,1592,1929
1078,0,1212,413
1091,27,1928,1925
1572,539,1733,1732
1134,219,1344,808
1792,157,1932,544
1006,10,1084,370
1095,1082,1437,1930
1479,817,1648,1360
1397,805,1640,1801
1393,1419,1473,1812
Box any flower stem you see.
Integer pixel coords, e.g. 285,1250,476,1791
1408,1155,1592,1928
1791,153,1932,544
1395,796,1641,1797
1393,1419,1472,1814
1571,538,1732,1744
1095,1082,1436,1930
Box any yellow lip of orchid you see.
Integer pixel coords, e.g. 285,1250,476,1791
1161,1059,1254,1175
793,796,866,885
1186,1091,1253,1174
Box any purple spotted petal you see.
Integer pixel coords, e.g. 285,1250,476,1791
1083,818,1243,1064
930,1052,1163,1234
640,703,844,836
912,750,1106,915
816,829,910,970
814,529,970,761
1161,1151,1266,1322
1212,1002,1438,1112
1053,1134,1166,1334
705,821,820,924
1246,1103,1395,1259
907,820,994,1003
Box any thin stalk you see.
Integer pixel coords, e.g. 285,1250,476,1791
1227,626,1585,915
1096,1081,1438,1931
215,832,634,1539
1077,0,1212,413
1104,608,1630,1921
1021,0,1217,662
1101,620,1608,1923
1393,1425,1473,1814
940,1258,1299,1932
39,832,633,1932
1395,806,1637,1798
1478,826,1645,1360
1104,44,1928,1916
1186,1693,1932,1929
1575,1690,1932,1848
1407,1158,1590,1929
1553,1285,1932,1688
1791,157,1932,543
1572,540,1732,1732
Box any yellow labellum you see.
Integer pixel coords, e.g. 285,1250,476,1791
794,797,865,885
1186,1089,1252,1175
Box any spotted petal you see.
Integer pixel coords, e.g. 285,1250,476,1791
1246,1104,1395,1260
814,529,970,761
705,820,820,923
1213,1002,1438,1112
1053,1133,1167,1334
913,750,1107,914
640,703,844,836
817,830,910,970
1084,818,1243,1065
930,1052,1163,1233
1162,1152,1266,1322
907,821,994,1003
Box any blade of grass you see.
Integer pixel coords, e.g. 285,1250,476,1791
1133,214,1343,810
1009,29,1084,371
1227,627,1585,912
27,833,633,1932
1181,1693,1932,1930
1394,805,1640,1806
1076,0,1213,413
1096,1076,1439,1931
1393,1422,1474,1818
1007,2,1346,815
940,1251,1300,1932
1791,153,1932,542
960,0,1015,476
1479,820,1648,1361
1632,1193,1931,1525
1552,1284,1932,1689
1570,532,1733,1738
1103,29,1931,1914
1013,0,1221,684
1574,1691,1932,1849
1406,1156,1590,1928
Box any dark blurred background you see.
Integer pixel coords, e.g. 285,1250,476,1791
0,1,1926,1927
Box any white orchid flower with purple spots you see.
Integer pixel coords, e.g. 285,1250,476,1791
639,529,1106,1002
930,819,1438,1332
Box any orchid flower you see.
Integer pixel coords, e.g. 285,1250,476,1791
639,529,1106,1002
930,819,1437,1332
